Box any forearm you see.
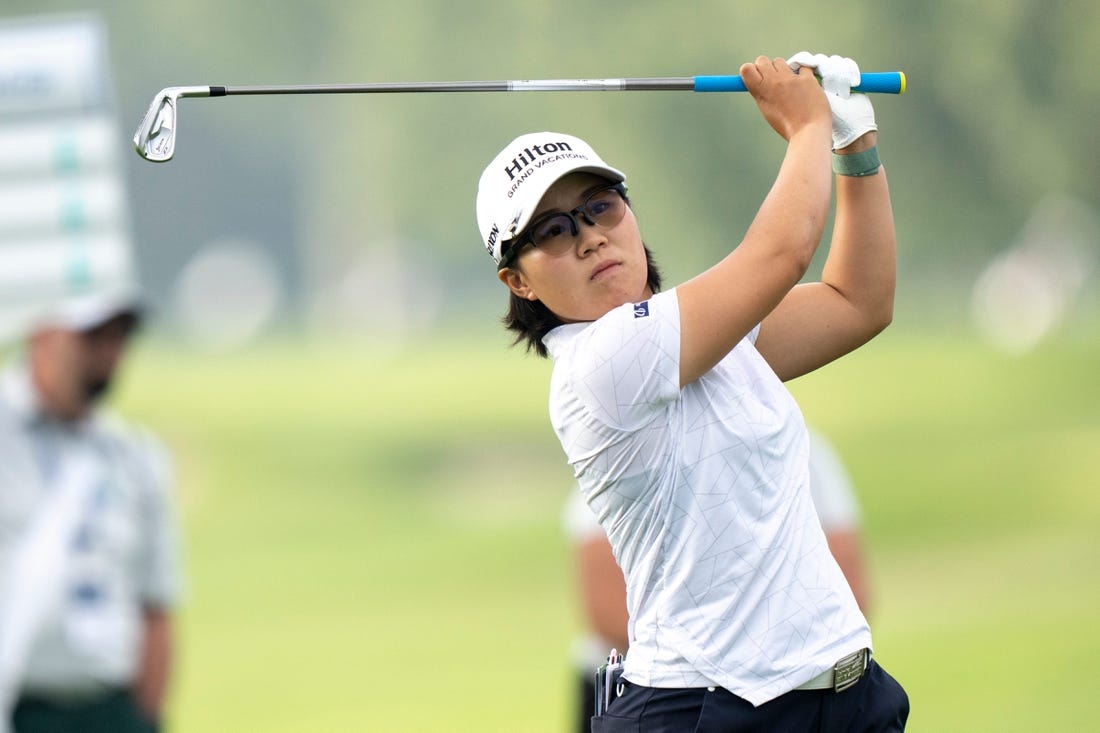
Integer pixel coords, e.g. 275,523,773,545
825,529,872,616
134,608,173,722
578,538,630,653
822,133,896,334
678,126,832,385
744,126,833,268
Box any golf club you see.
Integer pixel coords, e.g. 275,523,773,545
133,72,906,162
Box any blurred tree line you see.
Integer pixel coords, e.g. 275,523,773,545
5,0,1098,330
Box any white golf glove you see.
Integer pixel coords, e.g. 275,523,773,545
788,51,877,150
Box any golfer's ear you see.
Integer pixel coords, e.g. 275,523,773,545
498,267,537,300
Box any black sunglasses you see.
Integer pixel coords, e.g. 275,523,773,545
498,183,628,269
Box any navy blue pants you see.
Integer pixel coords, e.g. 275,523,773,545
591,659,909,732
12,689,158,733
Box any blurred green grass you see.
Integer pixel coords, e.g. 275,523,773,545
115,326,1099,732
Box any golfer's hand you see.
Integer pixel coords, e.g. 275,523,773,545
740,56,831,143
787,52,877,150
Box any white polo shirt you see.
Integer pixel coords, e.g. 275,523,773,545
563,424,866,677
0,359,182,699
543,288,870,706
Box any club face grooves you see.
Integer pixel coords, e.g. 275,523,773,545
133,86,211,162
133,92,177,162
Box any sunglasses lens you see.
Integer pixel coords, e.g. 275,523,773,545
584,187,625,225
531,214,577,251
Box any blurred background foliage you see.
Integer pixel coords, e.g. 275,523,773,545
6,0,1099,343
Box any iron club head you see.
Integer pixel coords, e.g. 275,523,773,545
133,86,211,162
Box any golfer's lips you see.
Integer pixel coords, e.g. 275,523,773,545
590,260,621,280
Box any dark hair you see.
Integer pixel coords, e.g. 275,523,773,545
501,245,663,358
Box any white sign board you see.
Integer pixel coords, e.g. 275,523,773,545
0,17,109,115
0,14,135,342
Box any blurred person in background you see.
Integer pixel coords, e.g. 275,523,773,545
804,426,871,614
0,288,183,733
563,426,872,731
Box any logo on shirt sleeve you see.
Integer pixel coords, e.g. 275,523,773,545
633,301,650,318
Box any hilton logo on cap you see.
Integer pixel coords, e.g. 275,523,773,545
503,141,575,180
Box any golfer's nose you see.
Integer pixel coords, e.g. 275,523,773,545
576,219,608,257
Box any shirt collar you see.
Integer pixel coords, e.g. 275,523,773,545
541,322,591,359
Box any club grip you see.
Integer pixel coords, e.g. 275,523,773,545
693,71,905,94
853,72,906,94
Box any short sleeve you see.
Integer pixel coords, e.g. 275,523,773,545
133,429,185,608
560,290,681,430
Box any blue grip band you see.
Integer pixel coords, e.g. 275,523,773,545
852,72,905,94
693,71,905,94
693,75,747,93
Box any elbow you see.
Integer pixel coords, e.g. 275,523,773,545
780,244,818,288
793,244,818,280
855,266,895,337
871,308,893,337
843,285,893,342
867,293,894,336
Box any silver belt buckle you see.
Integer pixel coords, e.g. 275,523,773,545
832,649,866,692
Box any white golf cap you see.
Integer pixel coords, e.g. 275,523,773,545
40,284,145,332
476,131,625,267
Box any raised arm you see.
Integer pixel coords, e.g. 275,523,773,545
755,55,896,380
677,56,834,387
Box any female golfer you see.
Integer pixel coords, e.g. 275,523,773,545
476,53,909,731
